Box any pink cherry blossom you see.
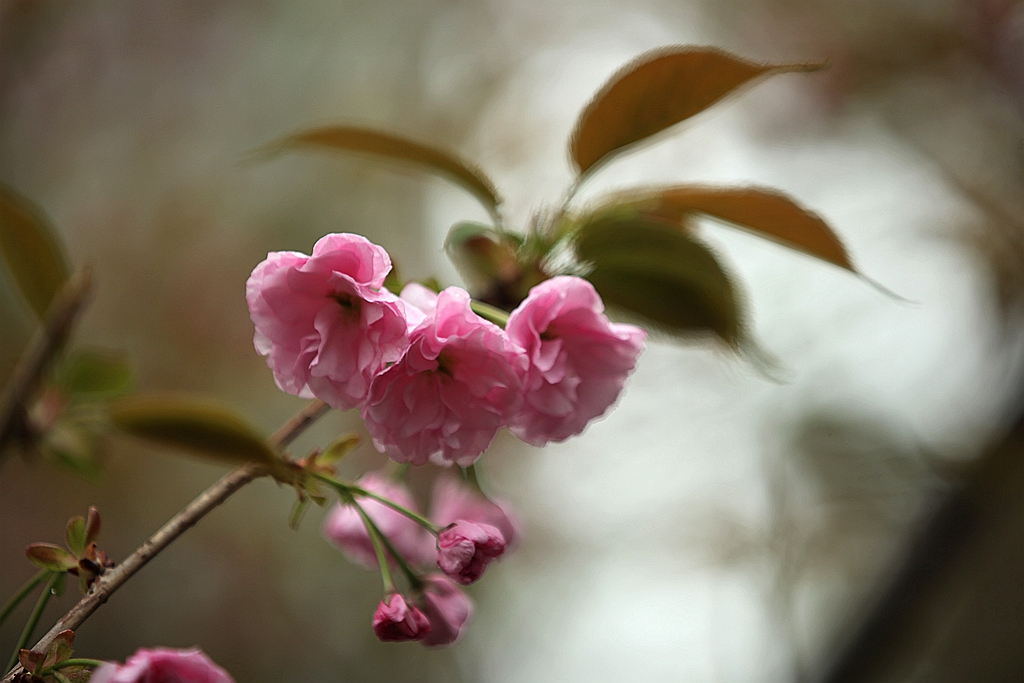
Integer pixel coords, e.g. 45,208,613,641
398,282,439,317
419,574,473,647
506,276,646,446
361,287,526,466
89,647,235,683
436,521,507,585
322,472,434,569
430,474,520,550
372,594,431,642
246,233,411,410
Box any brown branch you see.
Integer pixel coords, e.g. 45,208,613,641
0,269,93,454
2,398,330,681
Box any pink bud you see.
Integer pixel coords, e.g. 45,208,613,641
437,521,507,585
430,474,520,550
419,574,473,647
362,287,526,466
322,472,434,569
88,647,235,683
372,594,431,642
506,276,646,446
246,233,413,410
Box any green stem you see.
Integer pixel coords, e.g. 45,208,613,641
312,472,440,533
470,300,509,329
0,571,47,631
354,501,423,592
555,175,584,223
349,497,395,594
5,573,58,674
352,487,440,534
463,464,483,493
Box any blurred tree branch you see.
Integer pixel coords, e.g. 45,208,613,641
1,398,329,683
812,413,1024,683
0,269,92,458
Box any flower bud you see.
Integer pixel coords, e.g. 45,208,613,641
430,474,520,550
436,521,507,585
419,574,473,647
372,594,431,642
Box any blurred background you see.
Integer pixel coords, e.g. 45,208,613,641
1,0,1022,681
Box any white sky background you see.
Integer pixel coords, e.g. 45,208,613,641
415,2,1024,682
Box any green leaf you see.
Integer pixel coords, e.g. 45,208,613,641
417,276,442,294
445,222,547,308
317,434,361,466
570,47,825,176
58,348,134,399
288,497,310,531
0,183,71,319
41,423,101,480
107,394,277,466
576,216,743,345
25,545,77,572
445,222,518,290
65,517,86,557
382,259,404,295
254,126,501,216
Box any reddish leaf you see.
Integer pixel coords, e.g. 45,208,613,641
593,185,853,271
43,630,75,668
256,126,501,214
19,649,44,674
84,507,100,545
570,47,825,176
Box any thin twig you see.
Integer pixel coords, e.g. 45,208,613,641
0,269,93,455
269,398,330,449
1,399,329,682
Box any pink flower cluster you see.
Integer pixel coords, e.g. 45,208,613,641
90,647,235,683
247,233,646,464
323,472,518,646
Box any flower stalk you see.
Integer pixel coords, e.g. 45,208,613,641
313,471,440,534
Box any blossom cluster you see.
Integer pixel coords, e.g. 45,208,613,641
246,233,647,466
246,232,645,646
323,471,518,646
